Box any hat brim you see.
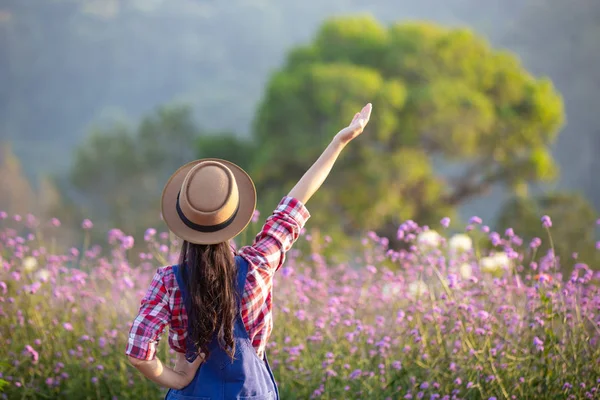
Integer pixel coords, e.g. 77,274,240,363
161,158,257,245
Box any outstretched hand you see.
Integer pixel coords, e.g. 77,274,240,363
334,103,372,145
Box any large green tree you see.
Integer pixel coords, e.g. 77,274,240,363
252,16,564,240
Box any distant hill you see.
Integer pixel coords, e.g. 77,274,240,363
1,0,597,221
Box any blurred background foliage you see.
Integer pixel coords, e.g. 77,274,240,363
0,0,598,269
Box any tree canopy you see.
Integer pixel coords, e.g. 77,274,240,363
252,16,564,240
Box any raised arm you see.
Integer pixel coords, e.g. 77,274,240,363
288,103,372,204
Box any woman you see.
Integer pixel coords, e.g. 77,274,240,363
125,103,372,399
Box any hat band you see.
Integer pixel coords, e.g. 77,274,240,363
175,192,240,233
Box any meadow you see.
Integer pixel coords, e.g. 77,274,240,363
1,212,599,399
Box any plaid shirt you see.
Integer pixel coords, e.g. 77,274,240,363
125,196,310,361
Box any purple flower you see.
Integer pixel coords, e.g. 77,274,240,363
121,236,135,250
108,229,124,244
81,219,93,230
489,232,501,246
440,217,450,228
24,345,39,363
50,218,61,227
530,237,542,249
252,210,260,223
26,282,42,294
505,228,514,237
349,369,362,380
469,216,482,224
63,322,74,331
596,241,600,250
541,215,552,228
0,211,7,219
533,336,544,351
144,228,156,241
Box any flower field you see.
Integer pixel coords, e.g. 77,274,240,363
1,212,600,400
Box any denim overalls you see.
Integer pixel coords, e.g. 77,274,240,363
166,256,279,400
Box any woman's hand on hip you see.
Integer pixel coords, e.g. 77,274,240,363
173,351,204,389
333,103,372,145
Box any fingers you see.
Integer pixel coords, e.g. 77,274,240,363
361,103,372,120
351,112,360,124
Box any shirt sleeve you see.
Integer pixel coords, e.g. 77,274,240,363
238,196,310,274
125,268,171,360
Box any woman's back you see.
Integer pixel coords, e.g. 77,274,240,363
166,258,277,400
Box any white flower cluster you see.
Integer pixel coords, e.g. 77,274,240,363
416,231,473,254
479,252,512,276
22,256,38,272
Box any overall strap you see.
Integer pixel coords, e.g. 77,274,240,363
172,264,188,307
235,255,249,308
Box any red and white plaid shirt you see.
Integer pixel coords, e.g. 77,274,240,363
125,196,310,361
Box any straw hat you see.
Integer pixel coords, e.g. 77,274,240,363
161,159,256,245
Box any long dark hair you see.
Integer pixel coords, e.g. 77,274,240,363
179,240,238,361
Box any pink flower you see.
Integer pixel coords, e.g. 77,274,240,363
50,218,61,227
108,228,124,244
144,228,157,241
24,345,39,363
541,215,552,228
63,322,74,331
81,219,93,230
26,282,42,294
252,210,260,223
121,236,135,250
